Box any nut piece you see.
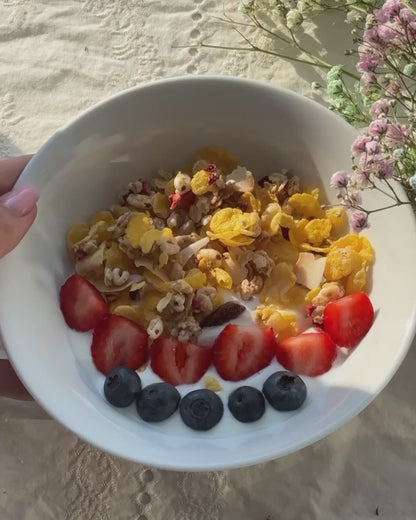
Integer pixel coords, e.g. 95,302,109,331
225,166,255,192
201,301,246,327
147,316,164,340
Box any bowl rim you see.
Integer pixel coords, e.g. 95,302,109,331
2,74,416,471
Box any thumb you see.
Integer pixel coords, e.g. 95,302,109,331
0,185,39,258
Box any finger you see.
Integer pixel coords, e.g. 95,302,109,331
0,155,33,195
0,186,39,258
0,360,33,400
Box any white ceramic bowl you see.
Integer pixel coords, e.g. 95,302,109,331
1,76,415,471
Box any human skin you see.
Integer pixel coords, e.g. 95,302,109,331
0,155,38,400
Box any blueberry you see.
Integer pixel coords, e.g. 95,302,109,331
262,371,307,411
179,389,223,431
136,383,180,422
104,366,142,407
228,386,265,423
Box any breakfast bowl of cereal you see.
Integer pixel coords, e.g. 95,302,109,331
0,76,415,470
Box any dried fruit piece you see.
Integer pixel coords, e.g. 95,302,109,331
201,301,246,327
168,190,195,210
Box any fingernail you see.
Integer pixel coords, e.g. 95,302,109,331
0,185,39,217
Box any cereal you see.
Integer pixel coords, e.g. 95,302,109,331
90,211,114,226
288,193,324,218
66,148,374,346
191,169,213,196
324,246,362,281
256,305,298,340
261,202,282,236
125,213,152,248
213,268,233,290
66,222,89,251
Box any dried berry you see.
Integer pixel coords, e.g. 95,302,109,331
201,301,246,327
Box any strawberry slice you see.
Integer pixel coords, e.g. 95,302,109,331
91,315,149,375
60,274,109,332
275,331,337,377
213,324,275,382
150,337,212,385
323,291,374,348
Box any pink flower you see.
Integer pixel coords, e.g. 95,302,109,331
369,118,388,136
330,170,349,189
369,99,390,117
360,72,377,95
376,158,394,178
382,0,403,18
350,211,369,232
351,170,371,189
363,27,380,45
399,8,415,24
375,7,389,23
386,79,402,97
365,140,381,154
377,23,398,41
351,135,371,156
357,54,380,72
385,123,409,145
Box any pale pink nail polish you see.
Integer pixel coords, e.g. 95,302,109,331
0,185,39,217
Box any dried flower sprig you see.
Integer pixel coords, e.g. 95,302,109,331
201,0,416,228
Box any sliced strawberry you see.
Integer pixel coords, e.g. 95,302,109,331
91,315,149,375
213,324,275,382
275,331,337,377
323,291,374,348
60,274,109,332
150,337,212,385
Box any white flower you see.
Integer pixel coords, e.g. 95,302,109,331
286,9,303,30
409,173,416,191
